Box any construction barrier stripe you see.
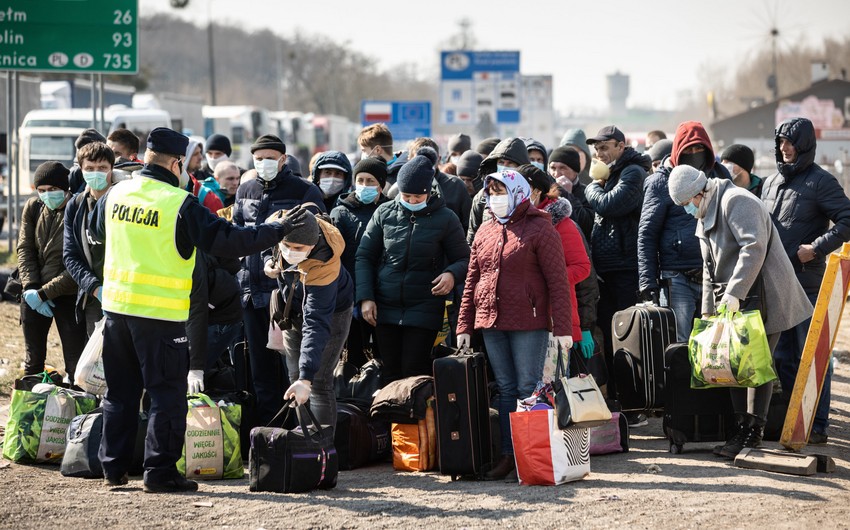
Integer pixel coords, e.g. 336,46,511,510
781,244,850,451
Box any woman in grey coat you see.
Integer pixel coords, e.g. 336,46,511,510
668,165,812,459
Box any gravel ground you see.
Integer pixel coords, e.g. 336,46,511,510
1,300,850,529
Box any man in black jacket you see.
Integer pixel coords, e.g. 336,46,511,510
762,117,850,445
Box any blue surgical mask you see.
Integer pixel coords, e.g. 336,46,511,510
385,154,398,167
683,202,699,217
82,170,109,191
497,164,511,173
399,197,427,212
530,161,545,172
38,190,67,210
355,184,379,204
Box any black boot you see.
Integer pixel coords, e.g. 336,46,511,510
713,413,754,459
485,455,516,481
741,416,766,450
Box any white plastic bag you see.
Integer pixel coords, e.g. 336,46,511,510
75,317,107,395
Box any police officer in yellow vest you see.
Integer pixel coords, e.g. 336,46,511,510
91,128,308,493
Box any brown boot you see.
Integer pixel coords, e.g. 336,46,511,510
485,455,515,481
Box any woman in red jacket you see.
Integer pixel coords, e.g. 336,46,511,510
457,169,573,481
518,164,591,350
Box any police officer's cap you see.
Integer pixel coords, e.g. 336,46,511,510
147,127,189,157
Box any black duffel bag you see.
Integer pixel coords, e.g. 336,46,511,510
334,350,383,413
249,400,338,493
61,408,104,478
334,402,390,470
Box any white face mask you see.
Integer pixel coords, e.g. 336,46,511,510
722,162,741,179
319,176,345,196
449,156,459,165
488,194,510,218
254,158,280,181
207,153,228,170
280,246,310,265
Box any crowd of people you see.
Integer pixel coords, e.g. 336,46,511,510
15,115,850,490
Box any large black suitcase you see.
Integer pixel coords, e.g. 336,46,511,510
334,402,390,470
662,343,735,453
432,348,492,480
612,303,676,411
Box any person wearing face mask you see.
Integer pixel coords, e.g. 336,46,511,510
668,164,811,459
466,137,530,245
548,146,593,240
559,128,593,185
406,139,471,234
196,133,236,180
638,121,732,344
18,160,87,384
455,150,484,198
233,133,325,426
181,139,205,195
263,209,353,432
357,123,406,187
311,150,353,211
457,169,573,481
720,144,763,198
330,157,390,367
522,137,549,174
446,133,471,165
356,151,469,384
89,127,312,492
68,128,108,194
63,142,117,336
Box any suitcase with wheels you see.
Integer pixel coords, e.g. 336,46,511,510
433,348,492,480
612,303,676,411
662,343,735,453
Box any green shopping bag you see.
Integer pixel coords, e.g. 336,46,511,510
688,308,777,389
2,372,98,464
177,393,243,480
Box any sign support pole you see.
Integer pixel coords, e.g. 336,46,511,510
5,71,12,250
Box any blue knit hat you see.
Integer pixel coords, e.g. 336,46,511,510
397,149,435,194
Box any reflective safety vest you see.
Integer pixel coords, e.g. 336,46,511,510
102,176,196,322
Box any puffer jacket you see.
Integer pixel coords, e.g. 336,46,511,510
356,193,469,331
18,196,78,300
310,150,353,212
330,191,390,281
436,170,472,233
232,165,325,308
458,201,572,336
584,147,650,273
761,117,850,295
540,197,590,338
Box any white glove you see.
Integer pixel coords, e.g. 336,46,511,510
457,333,471,349
263,259,281,279
720,294,740,313
284,380,312,406
187,370,204,394
556,335,574,351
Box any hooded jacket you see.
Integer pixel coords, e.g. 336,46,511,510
272,218,354,381
467,138,531,243
330,191,391,281
232,164,326,308
761,117,850,295
539,197,590,338
637,138,731,293
584,147,651,273
560,129,592,185
356,193,469,331
311,150,353,212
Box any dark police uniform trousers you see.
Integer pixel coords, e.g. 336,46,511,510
99,312,189,482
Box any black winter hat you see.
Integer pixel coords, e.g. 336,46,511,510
33,161,70,191
517,164,554,194
549,147,581,174
75,128,107,150
721,144,755,174
205,133,232,156
250,134,286,155
456,150,483,178
354,157,388,187
283,210,320,246
397,152,435,194
447,133,471,154
475,137,500,156
146,127,189,157
647,139,673,162
415,146,439,166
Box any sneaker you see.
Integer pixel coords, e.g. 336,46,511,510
103,473,128,487
626,413,648,428
809,431,828,445
143,475,199,494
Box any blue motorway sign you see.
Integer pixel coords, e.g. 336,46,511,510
361,100,431,141
440,51,521,125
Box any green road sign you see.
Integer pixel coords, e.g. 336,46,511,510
0,0,138,73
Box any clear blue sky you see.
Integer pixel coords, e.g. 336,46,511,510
147,0,850,113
